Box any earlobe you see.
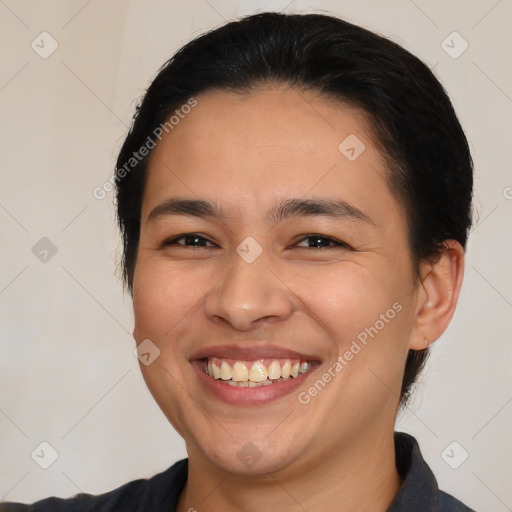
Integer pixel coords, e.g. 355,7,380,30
409,240,465,350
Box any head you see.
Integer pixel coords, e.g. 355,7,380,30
115,12,472,474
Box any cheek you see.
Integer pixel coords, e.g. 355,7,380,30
132,258,212,340
289,261,414,392
290,263,398,342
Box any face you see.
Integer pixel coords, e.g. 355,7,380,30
132,87,420,476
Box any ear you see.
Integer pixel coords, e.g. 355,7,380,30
409,240,465,350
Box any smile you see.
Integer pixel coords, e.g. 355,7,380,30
204,357,313,387
190,345,321,404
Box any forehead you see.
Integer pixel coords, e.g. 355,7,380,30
143,87,401,226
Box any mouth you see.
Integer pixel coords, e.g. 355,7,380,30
190,345,321,404
203,357,313,387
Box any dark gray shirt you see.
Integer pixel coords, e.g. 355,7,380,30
0,432,475,511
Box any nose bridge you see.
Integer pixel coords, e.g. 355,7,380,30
204,247,294,330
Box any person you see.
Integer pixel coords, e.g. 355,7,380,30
0,11,476,512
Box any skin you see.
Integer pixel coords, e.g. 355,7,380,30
131,86,464,512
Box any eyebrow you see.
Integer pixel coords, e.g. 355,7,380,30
268,198,375,226
146,197,375,226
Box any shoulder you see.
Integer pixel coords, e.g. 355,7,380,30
0,459,188,512
391,433,476,512
438,490,476,512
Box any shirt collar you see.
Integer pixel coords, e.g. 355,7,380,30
387,432,439,511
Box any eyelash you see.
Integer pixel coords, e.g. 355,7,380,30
161,233,352,250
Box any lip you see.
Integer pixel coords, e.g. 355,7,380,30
191,361,319,405
189,344,320,362
189,344,321,405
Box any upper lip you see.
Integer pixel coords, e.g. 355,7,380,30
189,344,321,362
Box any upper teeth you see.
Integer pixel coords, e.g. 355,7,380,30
206,358,311,384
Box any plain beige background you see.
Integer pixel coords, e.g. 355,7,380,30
1,1,511,510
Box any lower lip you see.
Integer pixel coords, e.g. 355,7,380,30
191,361,318,405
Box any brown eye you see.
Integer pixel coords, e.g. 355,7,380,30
295,235,351,249
162,234,216,248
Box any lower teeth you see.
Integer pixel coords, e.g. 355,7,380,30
220,377,295,387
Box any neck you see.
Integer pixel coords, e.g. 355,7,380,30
177,429,402,512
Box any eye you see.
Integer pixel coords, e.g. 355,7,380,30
293,234,352,249
161,233,216,248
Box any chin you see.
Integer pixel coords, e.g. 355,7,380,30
184,421,311,476
203,440,303,476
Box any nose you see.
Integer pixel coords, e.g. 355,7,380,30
204,252,295,331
